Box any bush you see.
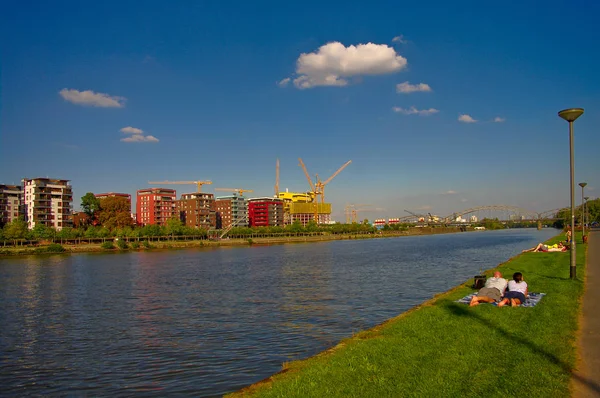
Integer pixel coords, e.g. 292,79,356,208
142,240,152,249
46,243,66,253
116,239,128,250
101,241,115,250
130,242,140,249
247,238,254,245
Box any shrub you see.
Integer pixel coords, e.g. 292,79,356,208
46,243,66,253
116,239,128,250
247,238,254,245
130,242,140,249
101,241,115,250
142,240,152,249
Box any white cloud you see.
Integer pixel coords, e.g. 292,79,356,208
120,126,143,134
291,41,407,89
392,106,439,116
392,35,407,44
458,114,477,123
494,116,506,123
461,198,468,203
59,88,125,108
277,78,291,87
121,134,159,143
444,190,457,195
396,81,432,93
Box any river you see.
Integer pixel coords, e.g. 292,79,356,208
0,228,559,396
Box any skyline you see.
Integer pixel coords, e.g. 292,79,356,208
1,0,599,221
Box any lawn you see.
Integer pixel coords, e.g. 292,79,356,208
227,234,586,398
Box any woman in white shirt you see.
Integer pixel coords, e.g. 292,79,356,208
497,272,528,307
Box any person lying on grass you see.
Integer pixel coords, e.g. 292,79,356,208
522,242,567,253
469,271,508,307
498,272,528,307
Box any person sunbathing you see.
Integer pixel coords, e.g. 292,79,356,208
497,272,528,307
469,271,508,306
522,242,567,253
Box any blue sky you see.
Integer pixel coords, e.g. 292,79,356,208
1,0,599,221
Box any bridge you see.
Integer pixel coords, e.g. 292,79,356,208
399,205,565,224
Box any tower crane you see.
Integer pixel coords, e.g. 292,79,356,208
148,180,212,193
298,158,352,224
214,188,254,197
404,209,427,223
298,158,319,223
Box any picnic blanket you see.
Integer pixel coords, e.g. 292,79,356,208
456,292,546,307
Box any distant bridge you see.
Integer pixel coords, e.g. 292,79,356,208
400,205,565,223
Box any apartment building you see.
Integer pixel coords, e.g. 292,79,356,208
22,178,73,230
215,194,248,229
177,192,216,229
0,184,24,226
136,188,177,226
248,197,284,227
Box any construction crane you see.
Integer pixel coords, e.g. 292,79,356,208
315,160,352,204
275,158,280,196
344,203,372,223
214,188,254,197
298,158,320,223
148,180,213,193
298,158,352,224
404,209,427,223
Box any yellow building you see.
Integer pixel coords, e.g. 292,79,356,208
276,190,332,225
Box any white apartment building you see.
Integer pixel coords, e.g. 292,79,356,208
22,178,73,230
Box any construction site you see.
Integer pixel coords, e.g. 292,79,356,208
141,157,354,231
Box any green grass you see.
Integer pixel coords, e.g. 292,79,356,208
228,234,586,398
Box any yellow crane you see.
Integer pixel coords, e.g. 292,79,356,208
148,180,212,193
298,158,320,223
298,158,352,224
214,188,254,197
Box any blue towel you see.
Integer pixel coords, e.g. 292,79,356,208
456,292,546,307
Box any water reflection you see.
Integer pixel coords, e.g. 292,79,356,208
0,228,559,396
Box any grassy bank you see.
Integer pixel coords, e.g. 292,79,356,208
227,234,586,398
0,227,463,257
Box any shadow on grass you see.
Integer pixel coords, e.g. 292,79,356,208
445,302,600,395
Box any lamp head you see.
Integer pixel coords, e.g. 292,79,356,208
558,108,584,122
579,182,587,188
584,196,589,200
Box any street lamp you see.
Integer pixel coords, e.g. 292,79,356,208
558,108,584,280
584,196,590,232
579,182,587,238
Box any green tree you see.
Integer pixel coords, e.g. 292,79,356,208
30,223,56,240
165,217,184,236
96,196,133,229
3,218,28,240
81,192,100,219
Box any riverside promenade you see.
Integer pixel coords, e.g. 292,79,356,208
573,228,600,397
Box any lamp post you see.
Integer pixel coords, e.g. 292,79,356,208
558,108,584,280
579,182,587,238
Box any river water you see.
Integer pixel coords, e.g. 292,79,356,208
0,228,559,396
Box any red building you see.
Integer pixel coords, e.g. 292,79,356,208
136,188,177,226
95,192,132,213
248,197,284,227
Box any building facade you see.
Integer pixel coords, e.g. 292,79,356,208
248,197,284,227
177,192,216,229
215,195,248,230
22,178,73,230
136,188,177,226
0,184,24,227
